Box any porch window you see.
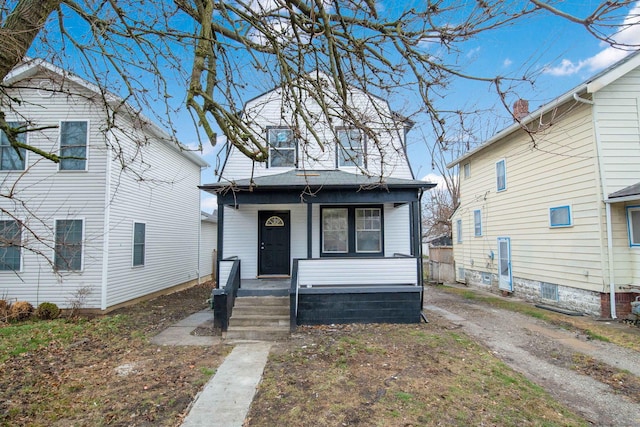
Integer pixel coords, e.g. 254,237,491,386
321,205,383,256
0,220,21,271
267,127,296,168
0,122,27,170
59,121,88,170
355,208,382,252
627,206,640,247
54,219,83,271
337,128,364,167
322,208,348,253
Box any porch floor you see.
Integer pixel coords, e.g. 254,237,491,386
237,278,290,296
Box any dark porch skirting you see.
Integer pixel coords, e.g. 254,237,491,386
292,285,422,325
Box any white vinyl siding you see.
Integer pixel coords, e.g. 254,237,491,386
0,219,21,271
59,121,88,171
0,122,27,170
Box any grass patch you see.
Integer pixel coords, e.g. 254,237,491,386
248,323,588,427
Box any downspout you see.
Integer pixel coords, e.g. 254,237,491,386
197,189,202,286
100,133,114,311
576,91,617,318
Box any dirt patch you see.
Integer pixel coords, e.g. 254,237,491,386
0,281,229,427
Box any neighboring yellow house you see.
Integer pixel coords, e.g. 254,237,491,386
448,51,640,319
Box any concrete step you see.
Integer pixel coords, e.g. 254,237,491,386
232,305,290,316
234,296,288,306
226,325,290,341
230,314,289,327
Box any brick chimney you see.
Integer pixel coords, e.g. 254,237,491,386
513,99,529,120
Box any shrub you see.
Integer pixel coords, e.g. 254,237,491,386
10,301,34,321
36,302,61,320
0,300,9,321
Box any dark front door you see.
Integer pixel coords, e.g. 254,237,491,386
258,211,291,276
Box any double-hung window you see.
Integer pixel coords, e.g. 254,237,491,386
59,121,88,170
496,159,506,192
54,219,83,271
133,222,146,266
0,220,21,271
0,122,26,170
337,128,364,167
267,127,296,168
627,206,640,247
463,163,470,179
321,206,382,256
474,209,482,237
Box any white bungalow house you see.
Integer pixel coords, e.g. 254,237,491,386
0,59,209,311
448,51,640,319
201,75,434,326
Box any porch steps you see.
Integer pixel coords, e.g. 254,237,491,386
227,296,290,341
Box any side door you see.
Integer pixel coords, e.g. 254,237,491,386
497,237,513,291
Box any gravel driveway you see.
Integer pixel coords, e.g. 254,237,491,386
424,285,640,427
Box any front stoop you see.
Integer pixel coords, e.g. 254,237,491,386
227,296,290,341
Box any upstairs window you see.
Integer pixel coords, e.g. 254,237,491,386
59,121,88,170
54,219,83,271
0,220,21,271
474,209,482,237
627,206,640,247
337,128,364,167
456,219,462,243
549,205,572,228
267,127,296,168
463,163,470,179
133,222,146,266
496,159,506,192
0,122,26,171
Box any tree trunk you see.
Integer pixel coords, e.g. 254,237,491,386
0,0,61,81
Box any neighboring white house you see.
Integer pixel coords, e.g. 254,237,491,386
199,210,218,280
0,59,209,311
201,74,434,325
448,51,640,318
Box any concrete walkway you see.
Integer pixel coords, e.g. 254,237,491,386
149,309,273,426
180,341,272,427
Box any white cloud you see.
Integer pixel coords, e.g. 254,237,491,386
503,58,513,68
466,46,481,59
543,2,640,76
421,173,449,189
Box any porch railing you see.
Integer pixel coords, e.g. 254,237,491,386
212,257,241,333
290,255,420,325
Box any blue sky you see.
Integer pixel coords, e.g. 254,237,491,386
188,1,640,212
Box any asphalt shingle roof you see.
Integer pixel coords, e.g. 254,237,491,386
608,181,640,199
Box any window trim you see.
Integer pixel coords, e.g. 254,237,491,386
549,205,573,228
58,120,89,172
132,221,146,267
626,205,640,247
336,127,366,169
54,218,84,272
320,205,384,257
473,209,482,237
0,219,22,272
456,218,462,243
0,121,27,171
266,126,297,168
496,159,506,192
463,162,470,179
